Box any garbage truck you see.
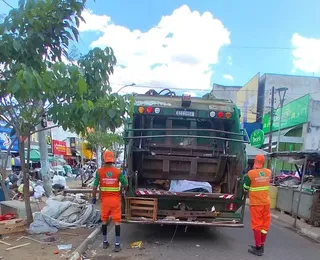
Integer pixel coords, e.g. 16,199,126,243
122,88,249,227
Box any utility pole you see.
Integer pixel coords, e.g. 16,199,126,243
267,87,275,168
38,103,52,196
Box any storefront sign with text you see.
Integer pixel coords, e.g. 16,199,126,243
52,140,67,155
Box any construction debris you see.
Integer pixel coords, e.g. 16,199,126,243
0,240,11,246
6,242,30,251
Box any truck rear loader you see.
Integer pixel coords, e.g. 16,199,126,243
122,88,249,227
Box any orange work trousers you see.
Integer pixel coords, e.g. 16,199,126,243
100,196,121,223
250,205,271,234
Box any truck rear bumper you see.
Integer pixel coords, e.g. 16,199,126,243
122,219,244,227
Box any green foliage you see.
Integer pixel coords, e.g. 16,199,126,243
85,131,123,152
0,0,133,138
0,0,133,225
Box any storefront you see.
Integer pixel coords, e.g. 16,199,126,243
262,94,310,171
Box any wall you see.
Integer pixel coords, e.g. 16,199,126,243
236,73,260,123
304,99,320,150
211,84,241,102
263,74,320,114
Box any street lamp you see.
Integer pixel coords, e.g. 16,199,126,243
116,83,136,94
273,87,288,183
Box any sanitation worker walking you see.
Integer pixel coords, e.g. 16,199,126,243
243,154,272,256
92,150,128,252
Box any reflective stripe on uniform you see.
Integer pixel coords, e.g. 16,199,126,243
249,186,269,192
100,187,120,192
243,184,250,190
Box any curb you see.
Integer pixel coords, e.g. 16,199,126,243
69,219,111,260
270,213,320,241
69,225,101,260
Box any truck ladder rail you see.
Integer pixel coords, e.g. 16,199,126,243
124,134,249,144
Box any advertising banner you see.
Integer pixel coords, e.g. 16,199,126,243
52,140,67,155
263,94,310,133
0,121,19,152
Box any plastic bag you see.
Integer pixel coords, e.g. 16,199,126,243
52,175,68,189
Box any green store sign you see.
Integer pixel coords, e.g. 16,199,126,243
250,129,265,148
263,94,310,133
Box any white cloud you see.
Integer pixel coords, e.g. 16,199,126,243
79,5,231,93
79,10,111,32
292,33,320,73
223,74,234,81
227,56,232,66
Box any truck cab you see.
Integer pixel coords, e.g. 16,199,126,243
123,89,249,227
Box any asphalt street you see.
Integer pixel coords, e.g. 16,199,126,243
85,209,320,260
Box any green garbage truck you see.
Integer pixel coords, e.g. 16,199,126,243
122,88,249,227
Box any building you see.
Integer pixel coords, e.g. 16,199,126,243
236,73,260,123
257,74,320,122
262,94,320,170
211,83,242,102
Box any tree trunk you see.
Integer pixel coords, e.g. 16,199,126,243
96,145,102,167
18,136,33,224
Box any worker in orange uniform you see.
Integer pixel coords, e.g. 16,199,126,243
92,151,128,252
243,154,272,256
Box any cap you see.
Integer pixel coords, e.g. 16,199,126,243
103,150,115,163
253,154,265,169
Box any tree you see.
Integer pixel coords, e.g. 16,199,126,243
0,0,132,224
85,131,124,160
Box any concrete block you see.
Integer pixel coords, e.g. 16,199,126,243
0,200,39,218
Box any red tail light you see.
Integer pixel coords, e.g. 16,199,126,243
217,111,224,118
226,203,236,211
146,107,153,113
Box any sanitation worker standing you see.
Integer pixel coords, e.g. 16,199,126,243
92,151,128,252
243,154,272,256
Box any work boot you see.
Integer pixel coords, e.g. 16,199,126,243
248,246,263,256
103,241,110,249
114,244,121,252
249,245,264,254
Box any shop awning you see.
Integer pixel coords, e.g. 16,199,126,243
245,144,268,160
263,126,304,145
24,149,41,161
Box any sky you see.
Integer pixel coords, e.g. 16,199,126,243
2,0,320,96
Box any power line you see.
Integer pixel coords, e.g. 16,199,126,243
227,45,295,51
1,0,14,9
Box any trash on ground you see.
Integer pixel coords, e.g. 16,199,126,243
57,244,73,250
0,218,25,235
40,235,56,242
0,240,11,246
196,244,200,247
28,195,100,234
130,241,144,249
17,235,43,244
6,242,30,251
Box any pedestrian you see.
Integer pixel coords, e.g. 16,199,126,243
91,150,128,252
243,154,272,256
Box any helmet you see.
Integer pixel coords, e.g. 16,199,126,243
103,150,115,163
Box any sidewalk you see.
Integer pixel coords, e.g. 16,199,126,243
246,199,320,241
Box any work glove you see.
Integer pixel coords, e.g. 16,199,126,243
92,197,97,204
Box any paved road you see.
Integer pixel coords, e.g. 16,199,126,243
84,210,320,260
